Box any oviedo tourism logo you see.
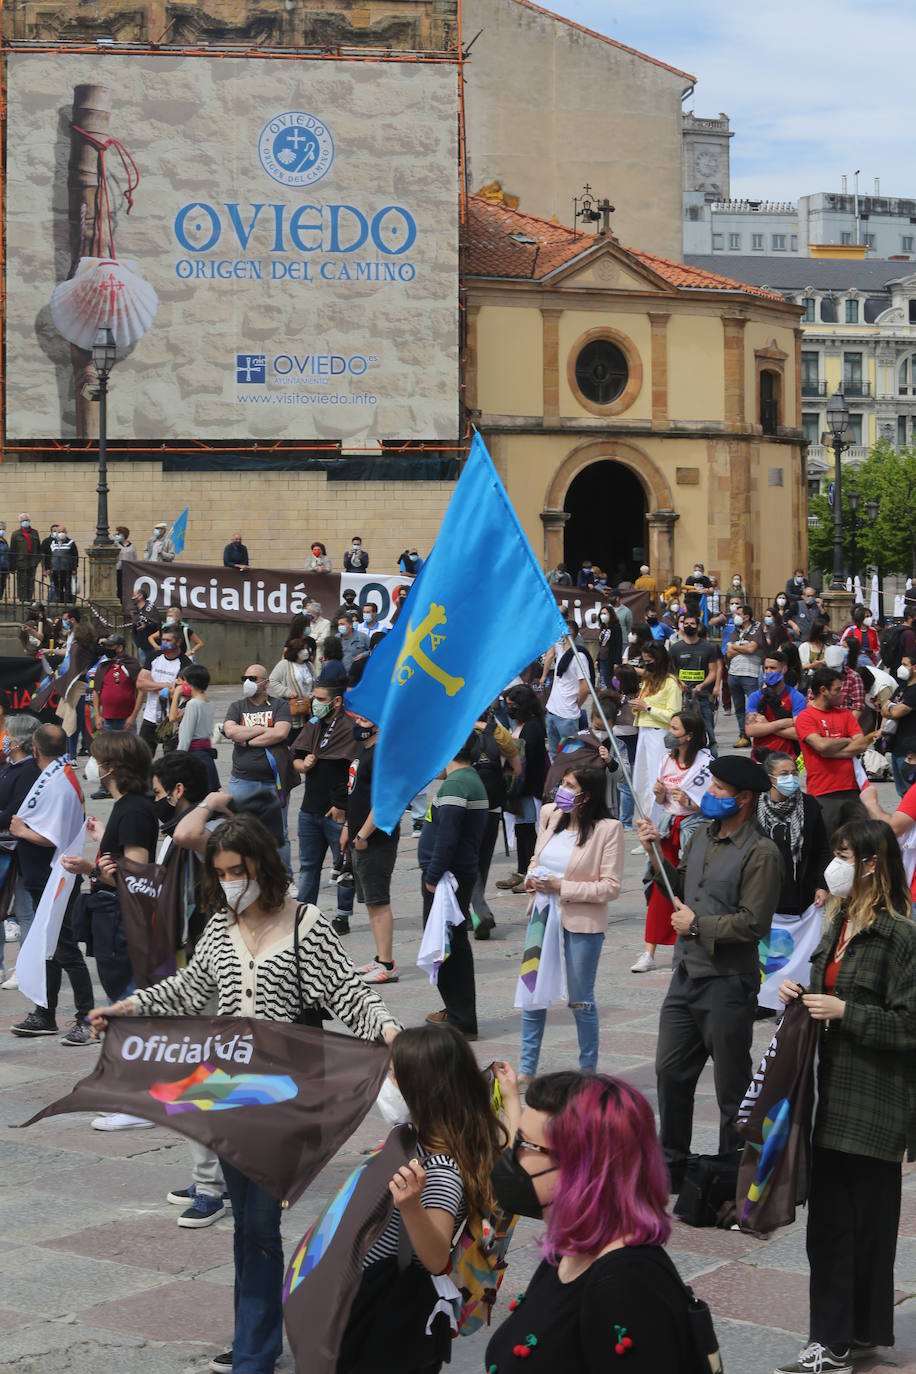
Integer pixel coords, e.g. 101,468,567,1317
258,111,334,188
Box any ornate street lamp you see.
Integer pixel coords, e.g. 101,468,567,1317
848,487,859,582
91,326,117,546
826,387,850,590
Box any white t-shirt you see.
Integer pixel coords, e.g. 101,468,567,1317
547,641,585,719
142,652,184,723
539,826,578,878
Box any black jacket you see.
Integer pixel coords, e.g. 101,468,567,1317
0,757,41,830
223,541,250,569
756,792,831,915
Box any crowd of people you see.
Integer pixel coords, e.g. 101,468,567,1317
3,549,916,1374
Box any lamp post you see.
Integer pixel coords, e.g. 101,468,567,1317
847,486,859,583
91,326,117,546
867,497,881,619
826,387,850,590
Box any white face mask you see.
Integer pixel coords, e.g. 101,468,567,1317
220,877,261,914
242,678,260,698
376,1075,411,1127
732,578,741,587
733,615,744,628
824,856,856,898
863,616,873,627
85,756,100,786
898,665,911,682
627,632,637,644
297,650,310,663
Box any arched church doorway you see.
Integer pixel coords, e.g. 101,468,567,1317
563,461,648,584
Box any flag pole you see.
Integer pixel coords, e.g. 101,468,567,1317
565,638,679,908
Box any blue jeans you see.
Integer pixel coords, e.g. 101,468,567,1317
726,674,755,738
297,810,354,915
696,694,718,757
613,733,638,828
891,752,914,798
67,695,91,760
546,711,581,762
221,1158,284,1374
520,928,605,1075
0,876,35,973
102,717,134,732
228,775,291,874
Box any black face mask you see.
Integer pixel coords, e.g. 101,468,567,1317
491,1147,556,1220
352,724,375,742
153,795,176,825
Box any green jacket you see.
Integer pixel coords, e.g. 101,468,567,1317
809,907,916,1162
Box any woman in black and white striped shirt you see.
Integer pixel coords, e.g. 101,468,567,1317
338,1024,507,1374
90,814,399,1374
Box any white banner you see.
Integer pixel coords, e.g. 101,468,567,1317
757,903,824,1011
16,821,89,1007
417,873,464,986
6,54,459,442
339,572,415,629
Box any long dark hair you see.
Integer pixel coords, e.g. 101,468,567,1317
556,761,611,844
391,1025,506,1222
669,711,707,767
200,814,289,916
640,641,670,695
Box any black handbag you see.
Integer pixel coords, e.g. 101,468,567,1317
674,1151,742,1229
685,1284,724,1373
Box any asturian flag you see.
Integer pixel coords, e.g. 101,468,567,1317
346,433,566,833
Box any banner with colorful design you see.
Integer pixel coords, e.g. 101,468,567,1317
283,1124,416,1374
514,885,566,1011
21,1016,390,1206
757,904,824,1011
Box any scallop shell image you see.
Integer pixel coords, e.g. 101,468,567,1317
50,256,159,351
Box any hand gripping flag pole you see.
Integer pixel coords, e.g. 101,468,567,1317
566,638,678,908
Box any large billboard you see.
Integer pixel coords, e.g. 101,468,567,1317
5,53,459,442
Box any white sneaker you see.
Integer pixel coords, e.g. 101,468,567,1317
0,970,18,990
630,951,657,973
4,920,20,942
361,962,399,985
630,844,645,855
91,1113,154,1131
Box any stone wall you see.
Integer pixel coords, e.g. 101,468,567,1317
1,456,453,571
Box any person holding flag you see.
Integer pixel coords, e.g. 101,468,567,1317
143,520,177,563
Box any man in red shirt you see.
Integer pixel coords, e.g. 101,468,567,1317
92,635,143,734
796,667,871,837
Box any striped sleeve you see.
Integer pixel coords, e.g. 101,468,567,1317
297,917,399,1041
129,917,222,1016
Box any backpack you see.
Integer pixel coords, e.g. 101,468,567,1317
471,717,508,809
880,623,906,676
447,1207,518,1335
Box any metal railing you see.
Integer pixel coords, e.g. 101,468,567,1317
842,380,872,397
801,379,827,396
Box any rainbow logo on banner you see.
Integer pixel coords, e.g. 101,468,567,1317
148,1063,298,1114
761,927,796,978
740,1095,790,1224
283,1159,367,1301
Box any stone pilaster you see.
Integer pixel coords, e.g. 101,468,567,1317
722,316,747,431
648,312,669,429
540,508,570,570
541,309,561,419
646,509,679,590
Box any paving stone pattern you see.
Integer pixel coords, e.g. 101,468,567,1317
2,691,915,1373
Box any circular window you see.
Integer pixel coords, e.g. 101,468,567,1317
574,339,629,406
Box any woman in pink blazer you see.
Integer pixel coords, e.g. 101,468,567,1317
519,761,624,1086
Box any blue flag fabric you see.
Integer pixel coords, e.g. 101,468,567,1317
169,507,189,555
346,432,567,834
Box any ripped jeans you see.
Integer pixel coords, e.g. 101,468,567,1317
520,929,605,1075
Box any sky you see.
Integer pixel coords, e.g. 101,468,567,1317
555,0,913,203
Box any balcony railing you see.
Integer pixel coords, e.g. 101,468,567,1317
842,380,872,397
801,379,826,396
806,444,869,470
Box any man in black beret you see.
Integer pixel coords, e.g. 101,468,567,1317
638,752,782,1186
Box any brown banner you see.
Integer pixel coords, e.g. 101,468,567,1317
22,1015,390,1206
551,586,650,633
120,560,337,625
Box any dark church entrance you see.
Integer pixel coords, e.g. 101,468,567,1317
563,461,648,584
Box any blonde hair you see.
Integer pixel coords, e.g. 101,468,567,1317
829,818,913,932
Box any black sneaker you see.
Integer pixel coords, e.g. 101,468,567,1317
178,1192,227,1228
11,1010,58,1037
60,1019,95,1045
209,1353,233,1374
331,914,350,935
412,819,423,834
90,789,110,800
474,914,496,941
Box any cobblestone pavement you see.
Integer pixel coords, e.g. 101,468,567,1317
2,692,915,1373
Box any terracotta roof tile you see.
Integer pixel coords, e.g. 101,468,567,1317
466,198,784,302
510,0,695,83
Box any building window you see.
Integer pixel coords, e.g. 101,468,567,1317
843,352,864,395
790,235,798,252
712,233,724,250
910,300,916,324
772,234,786,250
903,236,914,252
864,296,887,323
574,339,628,405
751,233,764,251
865,234,876,249
898,416,908,448
801,351,820,395
899,354,916,396
841,231,853,245
728,232,741,250
802,413,820,445
846,414,863,445
820,296,838,323
760,369,781,435
808,478,821,500
845,299,859,324
802,297,816,322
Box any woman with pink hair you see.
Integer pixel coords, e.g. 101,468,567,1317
486,1070,702,1371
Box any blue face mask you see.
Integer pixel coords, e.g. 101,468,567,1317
700,791,740,820
764,671,784,688
775,773,801,797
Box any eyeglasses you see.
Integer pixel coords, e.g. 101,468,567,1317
512,1129,552,1160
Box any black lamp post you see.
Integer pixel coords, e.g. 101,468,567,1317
91,326,117,546
826,387,850,590
848,486,859,582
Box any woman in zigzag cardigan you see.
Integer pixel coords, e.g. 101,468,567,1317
90,813,399,1374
